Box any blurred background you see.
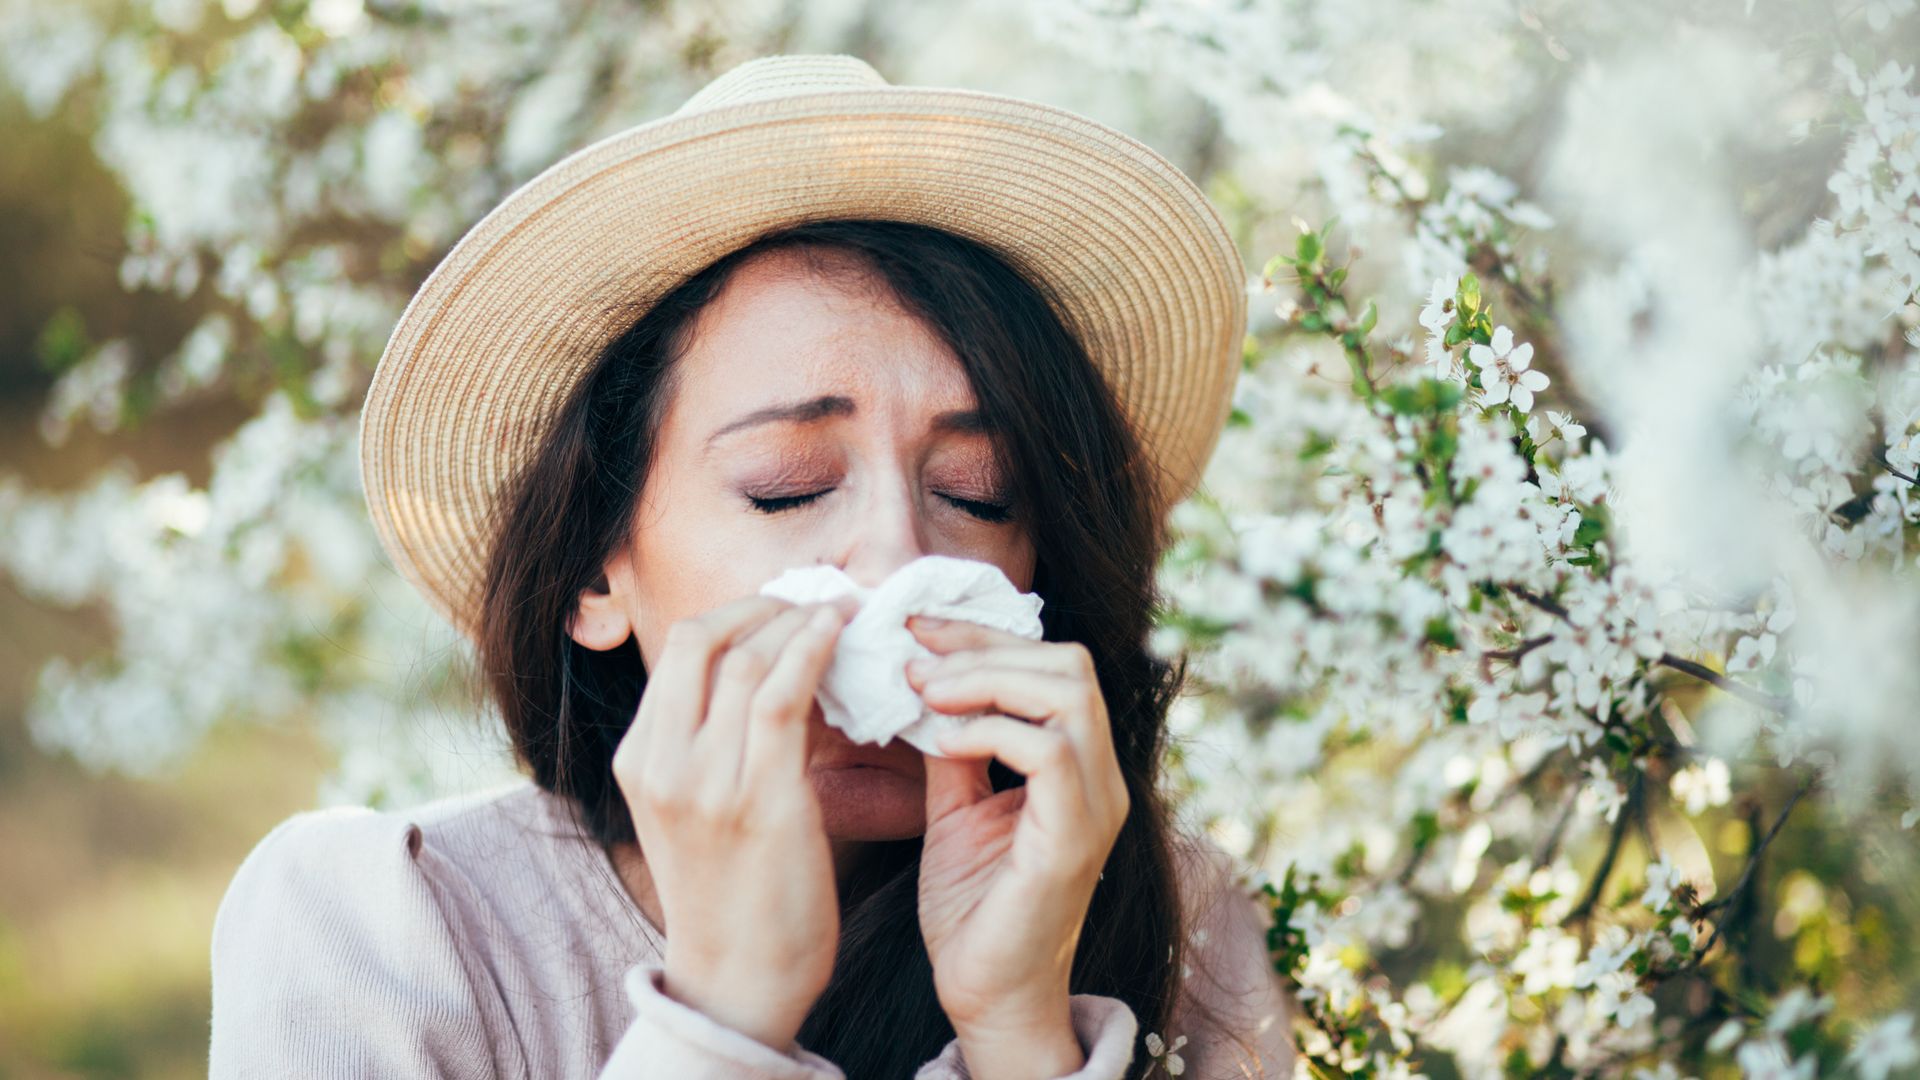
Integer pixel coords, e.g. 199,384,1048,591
3,0,1918,1077
0,3,1233,1074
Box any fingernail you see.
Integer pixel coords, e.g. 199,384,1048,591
906,656,934,678
911,615,947,628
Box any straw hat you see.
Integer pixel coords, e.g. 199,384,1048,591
361,53,1247,638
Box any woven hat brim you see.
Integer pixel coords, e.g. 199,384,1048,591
360,86,1248,638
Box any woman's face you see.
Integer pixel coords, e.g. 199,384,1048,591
573,247,1037,842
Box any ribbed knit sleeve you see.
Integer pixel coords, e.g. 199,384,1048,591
604,961,846,1077
208,808,517,1077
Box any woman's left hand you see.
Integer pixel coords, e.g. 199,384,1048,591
904,614,1130,1068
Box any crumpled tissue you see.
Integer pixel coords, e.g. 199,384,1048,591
757,554,1044,757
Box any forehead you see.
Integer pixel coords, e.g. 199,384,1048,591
667,248,975,419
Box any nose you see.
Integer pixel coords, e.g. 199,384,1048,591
833,472,929,590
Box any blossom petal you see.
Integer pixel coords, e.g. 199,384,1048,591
1490,324,1514,356
1509,341,1534,371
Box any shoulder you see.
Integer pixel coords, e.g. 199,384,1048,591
213,778,539,932
208,780,542,1075
1163,827,1297,1080
1168,827,1273,962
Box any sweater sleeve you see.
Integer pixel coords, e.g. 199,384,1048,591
910,994,1140,1079
603,961,844,1078
208,807,516,1078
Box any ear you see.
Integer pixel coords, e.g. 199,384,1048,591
566,550,637,652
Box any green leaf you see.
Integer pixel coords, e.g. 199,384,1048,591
33,307,91,375
1410,810,1441,851
1382,385,1424,415
1296,229,1323,268
1457,272,1483,315
1356,298,1378,337
1574,515,1607,548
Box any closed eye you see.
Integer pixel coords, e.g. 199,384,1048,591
745,490,1013,523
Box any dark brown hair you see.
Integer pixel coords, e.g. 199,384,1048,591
477,219,1233,1078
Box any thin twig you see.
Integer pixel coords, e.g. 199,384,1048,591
1655,653,1792,714
1696,778,1815,919
1563,773,1642,926
1505,583,1570,619
1874,447,1920,487
1484,634,1555,663
1687,776,1818,966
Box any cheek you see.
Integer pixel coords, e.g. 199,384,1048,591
961,528,1036,595
624,495,790,667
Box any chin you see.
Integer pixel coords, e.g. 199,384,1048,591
806,707,928,840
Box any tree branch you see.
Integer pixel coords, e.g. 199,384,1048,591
1655,653,1792,714
1562,772,1642,926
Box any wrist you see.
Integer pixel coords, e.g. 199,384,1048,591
659,963,808,1054
950,993,1083,1080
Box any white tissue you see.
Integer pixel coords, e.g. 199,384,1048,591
757,554,1045,756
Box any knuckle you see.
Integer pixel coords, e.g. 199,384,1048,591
1040,731,1075,768
716,645,773,685
640,779,688,818
1059,641,1096,678
748,687,801,726
690,783,744,827
612,739,643,782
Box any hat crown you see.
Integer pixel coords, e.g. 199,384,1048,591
676,54,891,114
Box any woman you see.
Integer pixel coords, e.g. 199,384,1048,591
209,55,1294,1079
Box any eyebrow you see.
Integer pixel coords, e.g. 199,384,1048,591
702,394,991,449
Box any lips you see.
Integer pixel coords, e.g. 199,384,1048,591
817,751,901,771
806,699,913,772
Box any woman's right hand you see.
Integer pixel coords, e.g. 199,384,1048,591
611,594,854,1054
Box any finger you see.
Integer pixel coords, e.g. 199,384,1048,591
910,642,1118,791
934,715,1092,846
923,748,993,825
640,595,793,765
696,602,820,789
906,614,1037,655
906,642,1090,687
740,604,847,786
917,666,1115,818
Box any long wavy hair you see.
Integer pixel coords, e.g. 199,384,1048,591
476,218,1233,1078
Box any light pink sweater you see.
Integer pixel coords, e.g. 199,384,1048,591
207,777,1294,1078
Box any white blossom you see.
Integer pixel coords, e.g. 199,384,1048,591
1469,325,1550,413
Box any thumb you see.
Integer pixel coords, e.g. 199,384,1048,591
924,740,993,824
